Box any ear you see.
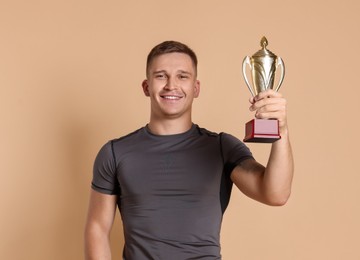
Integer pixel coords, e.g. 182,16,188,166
142,79,150,96
194,80,200,98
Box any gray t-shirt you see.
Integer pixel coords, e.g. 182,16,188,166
92,124,253,260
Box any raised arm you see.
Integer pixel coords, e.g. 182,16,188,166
84,190,118,260
231,90,294,206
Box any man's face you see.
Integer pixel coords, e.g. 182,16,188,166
142,52,200,120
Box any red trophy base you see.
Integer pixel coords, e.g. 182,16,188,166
243,119,281,143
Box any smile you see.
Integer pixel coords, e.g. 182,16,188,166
161,95,183,100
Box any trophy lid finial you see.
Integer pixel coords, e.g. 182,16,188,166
253,36,275,58
260,36,268,49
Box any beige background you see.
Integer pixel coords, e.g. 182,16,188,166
1,0,359,259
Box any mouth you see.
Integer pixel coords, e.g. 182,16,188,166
160,95,183,100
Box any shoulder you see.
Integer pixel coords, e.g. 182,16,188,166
194,125,242,141
111,127,144,145
219,132,243,145
217,132,254,163
193,126,249,149
95,127,145,163
195,125,220,138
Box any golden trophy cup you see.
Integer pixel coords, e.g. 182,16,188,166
242,36,285,143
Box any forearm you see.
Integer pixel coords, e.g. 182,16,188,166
262,129,294,205
84,225,112,260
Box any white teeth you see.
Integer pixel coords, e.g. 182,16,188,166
163,96,180,100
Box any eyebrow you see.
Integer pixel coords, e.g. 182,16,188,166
152,70,192,75
152,70,167,75
178,70,192,75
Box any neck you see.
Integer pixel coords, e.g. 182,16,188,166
147,117,193,135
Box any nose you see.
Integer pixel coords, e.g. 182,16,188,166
164,76,178,90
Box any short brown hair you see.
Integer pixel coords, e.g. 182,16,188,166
146,41,198,77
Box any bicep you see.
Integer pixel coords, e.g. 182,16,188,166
85,189,118,234
230,158,266,203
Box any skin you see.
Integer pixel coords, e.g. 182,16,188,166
84,191,117,260
142,52,200,135
84,52,294,259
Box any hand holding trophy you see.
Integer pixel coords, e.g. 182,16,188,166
242,36,285,143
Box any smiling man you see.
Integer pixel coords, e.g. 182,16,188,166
142,51,200,133
84,41,294,260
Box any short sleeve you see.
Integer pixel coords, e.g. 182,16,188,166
91,141,120,195
220,133,254,166
219,133,253,213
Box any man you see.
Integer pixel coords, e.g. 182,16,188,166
84,41,294,260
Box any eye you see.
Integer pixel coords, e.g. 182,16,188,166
155,74,166,79
179,74,189,79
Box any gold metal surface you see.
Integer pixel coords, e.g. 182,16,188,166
242,37,285,96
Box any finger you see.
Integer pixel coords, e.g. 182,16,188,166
251,97,286,111
249,96,255,104
256,103,286,114
255,110,286,122
254,90,283,102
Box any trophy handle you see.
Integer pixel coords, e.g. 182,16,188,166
242,56,255,97
274,57,285,92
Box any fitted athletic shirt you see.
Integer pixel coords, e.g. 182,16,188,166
92,124,253,260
